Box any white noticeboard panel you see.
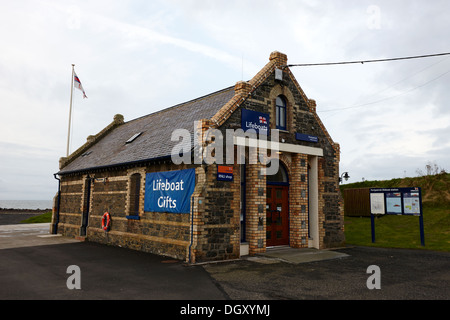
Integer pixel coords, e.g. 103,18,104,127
403,192,420,215
370,193,385,214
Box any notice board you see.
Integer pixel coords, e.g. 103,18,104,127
369,187,425,246
370,187,422,216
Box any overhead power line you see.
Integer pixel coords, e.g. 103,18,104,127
285,52,450,68
319,67,450,113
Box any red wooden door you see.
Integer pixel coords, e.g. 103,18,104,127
266,186,289,246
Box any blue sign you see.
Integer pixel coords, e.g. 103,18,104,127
296,133,318,143
241,109,270,135
144,169,195,214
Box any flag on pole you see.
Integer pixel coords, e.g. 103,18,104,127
73,71,87,98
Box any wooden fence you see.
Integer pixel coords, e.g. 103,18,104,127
342,188,371,217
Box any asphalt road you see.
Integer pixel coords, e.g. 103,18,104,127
0,223,227,300
204,246,450,300
0,222,448,302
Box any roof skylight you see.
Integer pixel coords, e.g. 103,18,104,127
126,132,142,144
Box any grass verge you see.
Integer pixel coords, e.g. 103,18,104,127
20,211,52,224
344,205,450,252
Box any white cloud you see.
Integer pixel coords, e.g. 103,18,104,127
1,0,450,199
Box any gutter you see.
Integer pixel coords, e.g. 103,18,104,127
57,155,172,176
52,173,61,234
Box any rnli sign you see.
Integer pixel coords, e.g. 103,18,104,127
241,109,270,135
144,169,195,214
217,165,233,181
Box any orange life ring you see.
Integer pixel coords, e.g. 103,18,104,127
101,212,111,231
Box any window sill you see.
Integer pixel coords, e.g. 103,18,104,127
126,215,140,220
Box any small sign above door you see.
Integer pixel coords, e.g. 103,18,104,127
295,133,319,143
217,165,233,181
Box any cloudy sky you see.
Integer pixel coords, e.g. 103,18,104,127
1,0,449,200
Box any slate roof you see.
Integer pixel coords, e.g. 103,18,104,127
59,86,235,174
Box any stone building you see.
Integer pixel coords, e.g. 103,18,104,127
52,51,345,263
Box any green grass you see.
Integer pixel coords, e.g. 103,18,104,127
344,205,450,252
20,211,52,224
342,172,450,251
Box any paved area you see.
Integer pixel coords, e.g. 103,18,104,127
259,246,349,263
0,223,79,249
1,223,449,301
204,246,450,300
0,223,227,300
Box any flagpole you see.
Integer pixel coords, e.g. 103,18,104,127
66,64,75,157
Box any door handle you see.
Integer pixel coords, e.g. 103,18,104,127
270,209,280,220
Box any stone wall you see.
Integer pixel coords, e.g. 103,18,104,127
56,164,194,260
188,163,241,263
56,158,243,262
217,52,344,252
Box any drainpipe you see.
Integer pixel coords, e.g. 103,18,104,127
188,196,194,264
52,173,61,234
